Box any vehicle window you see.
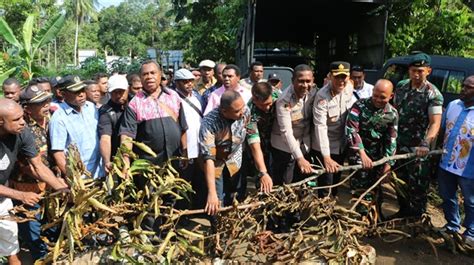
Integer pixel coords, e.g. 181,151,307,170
429,69,448,91
445,70,465,94
263,67,294,91
383,64,408,86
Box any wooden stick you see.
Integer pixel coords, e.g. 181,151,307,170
310,149,444,176
349,171,391,212
177,201,265,216
271,149,444,192
175,150,444,216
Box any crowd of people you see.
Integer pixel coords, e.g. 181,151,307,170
0,53,473,263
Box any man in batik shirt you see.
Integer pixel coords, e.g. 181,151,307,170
199,90,272,215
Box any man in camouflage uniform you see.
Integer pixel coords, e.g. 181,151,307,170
393,53,444,218
245,82,279,188
346,80,398,211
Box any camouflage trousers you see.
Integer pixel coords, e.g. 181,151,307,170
394,152,431,216
348,152,384,191
348,153,384,215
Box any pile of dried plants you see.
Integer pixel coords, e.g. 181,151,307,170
2,145,473,263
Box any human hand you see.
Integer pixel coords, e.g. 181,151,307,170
56,177,69,190
415,146,430,157
205,192,220,215
20,192,41,206
179,159,189,170
323,156,340,173
297,158,313,174
104,162,113,174
259,174,273,193
360,150,373,169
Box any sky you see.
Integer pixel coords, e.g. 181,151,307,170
97,0,126,10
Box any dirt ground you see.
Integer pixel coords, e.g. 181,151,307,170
338,183,474,265
18,178,474,264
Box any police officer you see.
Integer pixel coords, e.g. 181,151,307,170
312,61,354,197
393,52,443,218
271,64,315,185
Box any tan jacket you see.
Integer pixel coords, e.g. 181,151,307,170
196,76,217,95
271,85,315,159
312,83,354,156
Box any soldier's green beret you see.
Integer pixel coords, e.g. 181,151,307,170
409,53,431,67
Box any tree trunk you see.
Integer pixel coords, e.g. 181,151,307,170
74,16,79,66
54,39,57,69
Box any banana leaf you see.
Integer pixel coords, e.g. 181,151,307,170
32,13,65,55
22,15,34,58
0,18,21,48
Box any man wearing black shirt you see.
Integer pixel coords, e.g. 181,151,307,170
0,99,67,264
99,75,128,173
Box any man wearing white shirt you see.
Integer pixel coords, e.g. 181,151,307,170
174,68,206,208
350,65,374,102
204,64,252,115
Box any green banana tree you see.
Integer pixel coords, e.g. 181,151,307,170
0,13,65,80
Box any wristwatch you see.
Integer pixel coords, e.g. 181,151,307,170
258,171,269,179
420,140,430,148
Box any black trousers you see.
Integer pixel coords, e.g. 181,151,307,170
271,147,311,185
310,149,345,198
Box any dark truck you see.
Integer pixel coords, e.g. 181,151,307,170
236,0,389,86
374,55,474,107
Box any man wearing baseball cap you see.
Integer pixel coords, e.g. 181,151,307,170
49,76,64,113
174,68,206,208
49,75,103,179
392,52,444,218
99,75,129,172
13,85,56,261
312,61,354,197
196,59,217,95
267,73,283,95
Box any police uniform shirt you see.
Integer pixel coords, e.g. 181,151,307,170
271,85,315,159
312,82,354,156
